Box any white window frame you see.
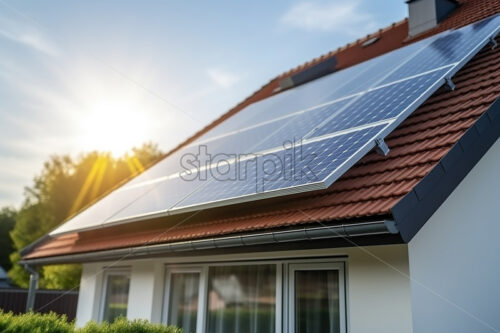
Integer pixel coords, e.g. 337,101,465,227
162,258,346,333
99,268,131,323
202,260,283,333
287,262,346,333
162,266,208,333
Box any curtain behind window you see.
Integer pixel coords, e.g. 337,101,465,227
168,272,200,333
294,270,340,333
102,274,130,323
206,264,276,333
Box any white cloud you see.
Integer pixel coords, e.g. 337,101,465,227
0,17,59,56
0,155,41,208
280,1,377,36
206,68,241,88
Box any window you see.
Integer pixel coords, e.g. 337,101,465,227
163,259,345,333
165,269,202,333
101,270,130,323
288,263,346,333
206,264,276,333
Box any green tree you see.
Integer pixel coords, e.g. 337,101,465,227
0,208,16,271
8,142,163,289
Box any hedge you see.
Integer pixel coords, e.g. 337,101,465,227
0,311,182,333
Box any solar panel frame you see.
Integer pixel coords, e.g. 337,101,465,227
194,33,437,142
168,122,390,215
51,180,162,234
305,66,455,139
49,14,500,235
166,15,500,214
135,16,500,216
188,29,452,149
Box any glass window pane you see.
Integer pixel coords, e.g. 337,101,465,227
102,274,130,322
168,272,200,333
295,270,340,333
207,265,276,333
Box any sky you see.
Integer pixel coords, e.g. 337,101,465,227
0,0,407,208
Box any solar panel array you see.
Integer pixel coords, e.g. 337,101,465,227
52,14,500,235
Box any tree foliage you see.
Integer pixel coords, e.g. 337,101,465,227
0,208,16,271
8,142,164,289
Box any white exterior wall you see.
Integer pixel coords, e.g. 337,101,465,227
347,245,412,333
127,261,165,321
408,139,500,333
75,263,103,327
76,244,412,332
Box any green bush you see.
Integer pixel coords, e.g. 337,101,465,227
0,311,73,333
78,318,182,333
0,311,181,333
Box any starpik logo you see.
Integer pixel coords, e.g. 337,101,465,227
178,140,319,192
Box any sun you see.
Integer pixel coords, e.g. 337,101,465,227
78,100,149,157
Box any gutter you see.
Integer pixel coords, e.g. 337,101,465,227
20,219,398,266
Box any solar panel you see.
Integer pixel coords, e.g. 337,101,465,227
93,122,389,225
253,98,354,152
308,67,453,138
50,14,500,235
196,35,433,141
381,15,500,84
53,181,160,234
170,123,389,214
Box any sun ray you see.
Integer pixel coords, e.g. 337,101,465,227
89,156,108,201
69,157,102,216
130,156,144,173
125,157,138,175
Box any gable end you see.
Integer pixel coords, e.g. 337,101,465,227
392,96,500,241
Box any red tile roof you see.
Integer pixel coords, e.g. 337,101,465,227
23,0,500,261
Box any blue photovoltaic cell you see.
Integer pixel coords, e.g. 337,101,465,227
49,15,500,235
181,98,352,165
323,38,433,99
102,53,443,220
171,124,387,211
200,119,294,163
104,174,214,224
52,181,160,234
203,120,282,153
308,67,452,139
123,142,217,187
192,44,449,159
196,35,432,141
124,118,294,186
200,14,500,143
185,96,354,164
196,95,287,140
123,148,190,186
263,124,388,189
252,97,354,152
381,14,500,84
122,98,345,191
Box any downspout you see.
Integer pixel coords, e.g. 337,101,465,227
24,264,38,312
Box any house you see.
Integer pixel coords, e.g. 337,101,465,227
0,266,12,288
19,0,500,332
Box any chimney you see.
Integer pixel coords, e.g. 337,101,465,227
406,0,458,36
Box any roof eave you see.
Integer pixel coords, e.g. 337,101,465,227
19,234,52,257
20,219,401,266
392,96,500,242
